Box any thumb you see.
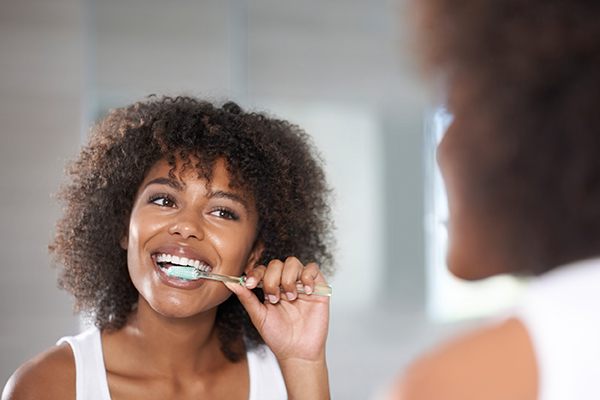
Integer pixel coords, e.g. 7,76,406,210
224,282,267,328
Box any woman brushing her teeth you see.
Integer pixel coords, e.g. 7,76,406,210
3,96,334,400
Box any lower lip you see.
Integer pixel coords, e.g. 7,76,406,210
153,261,207,290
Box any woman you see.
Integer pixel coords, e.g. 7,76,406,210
3,96,333,399
389,0,600,399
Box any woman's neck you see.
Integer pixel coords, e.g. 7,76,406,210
104,297,232,379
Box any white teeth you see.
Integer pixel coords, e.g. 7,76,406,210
155,253,211,272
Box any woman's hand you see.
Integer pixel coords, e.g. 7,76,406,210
224,256,330,400
225,256,330,361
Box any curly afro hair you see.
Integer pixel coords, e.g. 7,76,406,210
50,96,334,361
414,0,600,273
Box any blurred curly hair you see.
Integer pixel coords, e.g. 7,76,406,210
414,0,600,273
50,96,334,361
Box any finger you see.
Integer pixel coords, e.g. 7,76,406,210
245,264,266,289
224,282,266,328
263,259,284,304
300,262,322,295
281,256,303,301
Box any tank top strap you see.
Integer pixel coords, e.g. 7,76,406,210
516,258,600,400
247,344,287,400
57,327,112,400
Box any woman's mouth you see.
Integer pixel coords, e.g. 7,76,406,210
151,252,213,289
154,253,213,273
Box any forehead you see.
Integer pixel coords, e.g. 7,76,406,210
142,157,239,193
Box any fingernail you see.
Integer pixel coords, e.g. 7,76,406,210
268,294,279,304
304,285,313,295
286,292,296,301
245,277,256,288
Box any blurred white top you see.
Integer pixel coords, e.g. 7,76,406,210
517,257,600,400
57,327,286,400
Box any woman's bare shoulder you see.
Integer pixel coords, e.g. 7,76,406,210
389,318,537,400
2,343,75,400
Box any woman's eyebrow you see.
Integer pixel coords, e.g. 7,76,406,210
143,177,183,191
143,179,249,210
208,190,249,210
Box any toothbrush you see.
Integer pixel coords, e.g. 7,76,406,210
166,266,332,297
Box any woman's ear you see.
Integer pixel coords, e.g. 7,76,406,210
120,234,128,250
119,218,130,250
244,241,264,274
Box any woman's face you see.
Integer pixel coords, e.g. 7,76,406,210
437,116,511,280
122,157,262,318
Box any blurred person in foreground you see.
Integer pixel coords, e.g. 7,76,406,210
388,1,600,399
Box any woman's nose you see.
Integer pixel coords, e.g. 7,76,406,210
167,212,204,240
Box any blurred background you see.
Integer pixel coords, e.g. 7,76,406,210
0,0,525,398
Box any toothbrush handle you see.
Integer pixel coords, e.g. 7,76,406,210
254,282,332,297
199,270,333,297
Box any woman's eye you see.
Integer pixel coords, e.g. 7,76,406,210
149,194,176,208
211,208,239,221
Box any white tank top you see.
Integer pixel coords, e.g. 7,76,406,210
57,328,287,400
516,258,600,400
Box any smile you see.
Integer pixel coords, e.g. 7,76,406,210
154,253,213,273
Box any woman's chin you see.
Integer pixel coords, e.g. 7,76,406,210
139,295,205,319
151,303,192,319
